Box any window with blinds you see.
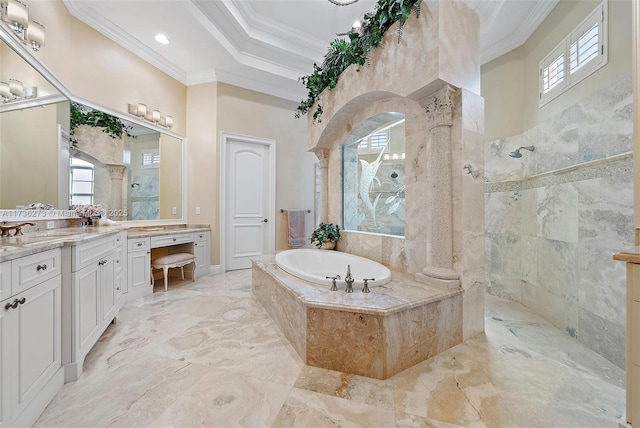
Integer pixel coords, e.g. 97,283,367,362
142,150,160,168
70,158,94,206
539,1,607,107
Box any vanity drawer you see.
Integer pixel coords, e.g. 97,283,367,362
73,236,117,272
151,233,192,248
128,237,150,252
11,248,61,295
194,231,208,243
0,260,10,302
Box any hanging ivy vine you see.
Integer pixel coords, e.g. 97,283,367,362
70,101,135,149
295,0,422,123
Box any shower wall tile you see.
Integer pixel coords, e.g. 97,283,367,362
577,242,626,328
535,238,578,304
520,189,539,238
485,191,521,235
487,233,522,302
521,236,537,286
577,172,634,250
537,183,579,243
578,308,625,369
522,281,578,339
535,110,580,174
485,138,523,182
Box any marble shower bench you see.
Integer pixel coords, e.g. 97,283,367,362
252,254,463,380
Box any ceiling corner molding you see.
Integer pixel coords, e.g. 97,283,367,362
227,1,327,59
480,0,559,65
62,0,188,84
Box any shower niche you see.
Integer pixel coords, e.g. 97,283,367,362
343,112,406,237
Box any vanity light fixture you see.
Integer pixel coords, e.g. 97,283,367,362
0,0,45,51
0,78,37,103
128,103,173,129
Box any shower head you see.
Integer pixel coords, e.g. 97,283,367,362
508,146,535,158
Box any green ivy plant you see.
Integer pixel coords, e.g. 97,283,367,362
295,0,422,123
310,222,341,248
70,101,134,149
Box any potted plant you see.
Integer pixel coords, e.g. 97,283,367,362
310,222,341,249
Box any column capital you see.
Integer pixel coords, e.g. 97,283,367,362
107,164,125,180
424,85,457,131
315,149,330,168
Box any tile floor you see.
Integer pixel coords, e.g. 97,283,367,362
35,270,625,427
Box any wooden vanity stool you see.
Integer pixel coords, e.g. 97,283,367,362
151,253,196,292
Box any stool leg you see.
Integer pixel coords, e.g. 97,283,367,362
181,266,185,281
192,261,196,282
163,266,169,292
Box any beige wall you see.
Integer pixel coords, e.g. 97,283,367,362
482,0,632,141
216,83,315,257
27,1,187,135
186,82,218,263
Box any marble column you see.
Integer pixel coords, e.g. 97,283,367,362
315,149,329,224
107,165,125,220
415,85,460,289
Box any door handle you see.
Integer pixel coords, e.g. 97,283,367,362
262,219,268,223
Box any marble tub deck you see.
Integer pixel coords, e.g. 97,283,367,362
252,255,463,380
34,270,625,427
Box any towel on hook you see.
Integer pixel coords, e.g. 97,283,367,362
286,210,306,248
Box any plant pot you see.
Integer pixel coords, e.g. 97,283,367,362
321,241,336,250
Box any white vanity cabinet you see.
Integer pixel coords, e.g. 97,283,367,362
1,248,63,428
194,231,210,277
127,237,151,301
64,233,124,382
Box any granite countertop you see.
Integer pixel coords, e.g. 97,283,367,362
0,226,124,263
126,224,210,239
613,247,640,264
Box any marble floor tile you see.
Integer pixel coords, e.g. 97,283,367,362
36,271,625,428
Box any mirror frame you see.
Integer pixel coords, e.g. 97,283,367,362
0,26,187,225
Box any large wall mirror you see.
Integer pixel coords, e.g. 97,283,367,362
0,36,185,223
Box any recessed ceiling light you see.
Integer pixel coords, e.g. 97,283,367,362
154,34,169,45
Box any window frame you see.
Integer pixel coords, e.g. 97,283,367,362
539,0,608,107
69,159,95,207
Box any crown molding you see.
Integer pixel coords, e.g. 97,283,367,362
220,1,326,61
62,0,188,84
480,0,559,64
214,69,305,103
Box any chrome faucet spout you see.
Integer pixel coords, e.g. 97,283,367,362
344,264,354,293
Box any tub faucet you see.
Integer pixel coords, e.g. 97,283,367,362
345,265,354,293
362,278,375,293
325,275,341,291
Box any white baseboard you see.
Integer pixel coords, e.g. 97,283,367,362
210,265,222,275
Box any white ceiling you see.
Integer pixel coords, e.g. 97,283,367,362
62,0,559,102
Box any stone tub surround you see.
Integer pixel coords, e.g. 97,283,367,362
484,73,633,369
252,255,463,380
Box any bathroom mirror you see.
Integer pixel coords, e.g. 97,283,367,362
0,34,185,222
343,112,406,237
71,102,183,221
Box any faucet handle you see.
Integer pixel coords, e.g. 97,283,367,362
362,278,375,293
325,275,341,291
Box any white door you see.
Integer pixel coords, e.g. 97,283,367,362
224,136,274,270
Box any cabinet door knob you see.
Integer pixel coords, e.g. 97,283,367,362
137,242,143,247
173,238,177,242
5,299,20,310
37,264,47,271
18,297,25,305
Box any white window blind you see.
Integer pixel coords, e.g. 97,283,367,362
539,1,607,107
142,150,160,168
